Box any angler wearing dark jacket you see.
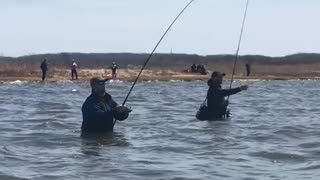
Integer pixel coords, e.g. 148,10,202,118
206,71,248,118
81,77,131,133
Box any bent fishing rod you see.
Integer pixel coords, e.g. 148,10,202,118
113,0,195,126
227,0,249,100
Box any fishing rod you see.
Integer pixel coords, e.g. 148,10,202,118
227,0,250,100
113,0,195,126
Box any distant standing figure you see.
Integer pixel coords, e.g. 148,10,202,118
71,59,78,80
40,58,48,81
199,64,208,75
196,64,202,73
111,62,118,79
245,63,251,76
190,64,197,73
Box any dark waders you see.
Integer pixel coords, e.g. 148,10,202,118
72,69,78,80
41,69,47,81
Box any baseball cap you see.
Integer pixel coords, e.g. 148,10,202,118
90,77,109,87
211,71,225,78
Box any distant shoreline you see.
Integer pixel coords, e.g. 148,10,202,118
0,69,319,83
1,53,320,81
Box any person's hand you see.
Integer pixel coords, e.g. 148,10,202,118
113,105,132,121
240,85,248,90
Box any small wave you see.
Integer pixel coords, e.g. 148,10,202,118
34,121,69,129
249,151,307,162
273,126,309,139
298,142,320,149
294,164,320,171
0,175,29,180
0,146,14,156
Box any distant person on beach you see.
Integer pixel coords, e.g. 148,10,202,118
111,62,118,79
191,64,197,73
204,71,248,119
195,64,207,75
199,64,208,75
71,59,78,80
81,77,131,133
196,64,202,73
40,58,48,81
245,63,251,76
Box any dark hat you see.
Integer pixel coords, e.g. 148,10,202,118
90,77,109,88
211,71,225,78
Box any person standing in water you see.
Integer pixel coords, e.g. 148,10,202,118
245,63,251,76
111,62,118,79
71,59,78,80
40,58,48,81
81,77,131,133
205,71,248,118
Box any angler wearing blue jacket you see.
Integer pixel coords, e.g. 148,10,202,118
81,77,130,133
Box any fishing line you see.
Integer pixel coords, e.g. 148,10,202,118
227,0,250,100
113,0,195,126
121,0,195,106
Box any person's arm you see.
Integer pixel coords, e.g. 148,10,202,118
220,85,248,97
220,88,241,97
109,96,118,109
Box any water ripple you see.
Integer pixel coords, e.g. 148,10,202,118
0,80,320,179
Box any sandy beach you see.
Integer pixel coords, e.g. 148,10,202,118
0,68,319,83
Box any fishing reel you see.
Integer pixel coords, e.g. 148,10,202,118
112,105,132,121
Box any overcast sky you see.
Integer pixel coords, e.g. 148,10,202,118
0,0,319,57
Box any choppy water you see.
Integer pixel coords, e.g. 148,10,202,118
0,80,319,180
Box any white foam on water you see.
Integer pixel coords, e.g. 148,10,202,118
57,80,73,83
8,80,27,84
71,89,77,92
108,79,123,83
236,79,261,82
169,80,183,82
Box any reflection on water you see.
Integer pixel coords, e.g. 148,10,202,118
0,80,320,179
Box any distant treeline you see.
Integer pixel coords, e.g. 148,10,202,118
0,53,320,77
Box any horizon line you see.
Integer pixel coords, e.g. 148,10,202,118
1,52,320,59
